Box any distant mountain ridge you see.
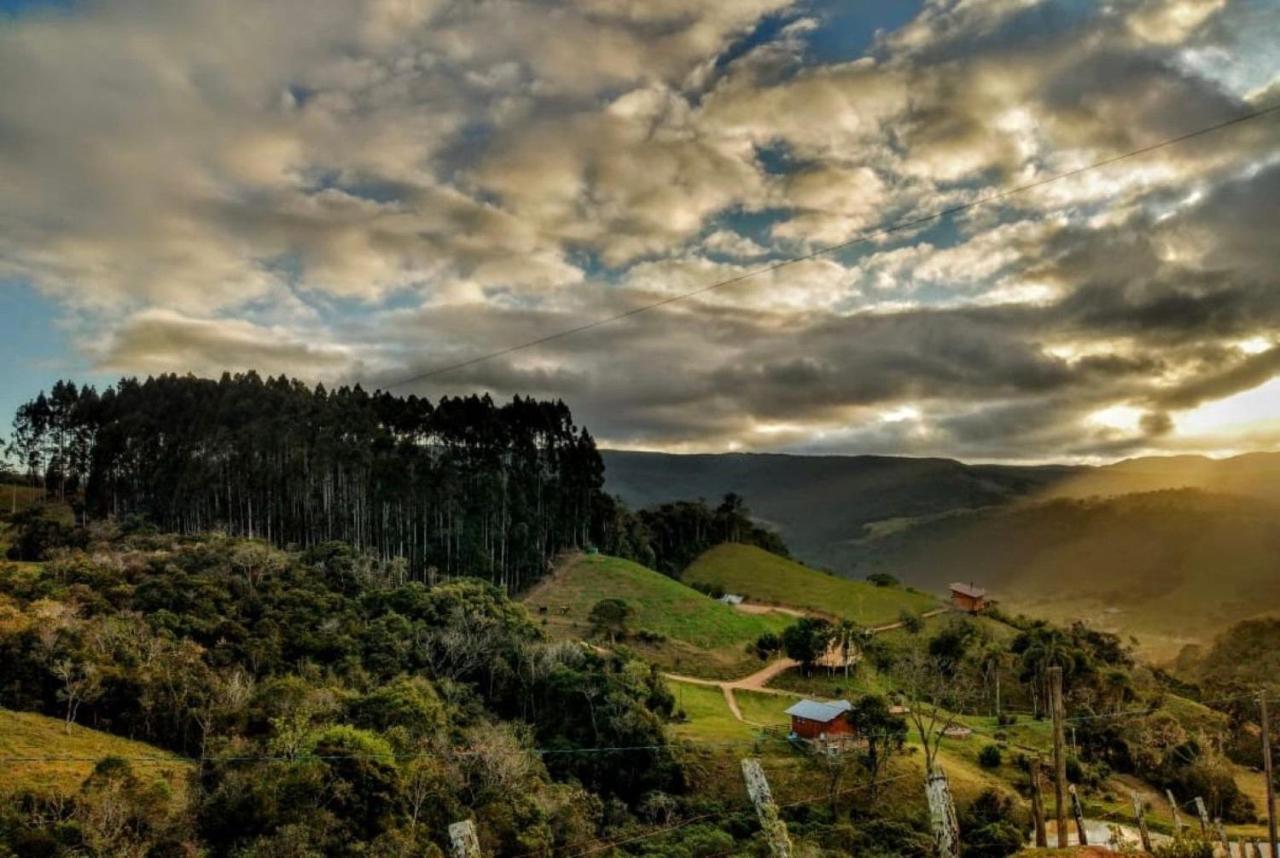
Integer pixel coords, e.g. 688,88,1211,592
600,448,1280,584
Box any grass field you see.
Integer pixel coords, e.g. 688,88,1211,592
684,544,939,625
0,709,191,799
525,553,793,678
668,681,756,742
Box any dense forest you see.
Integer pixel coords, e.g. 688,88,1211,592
5,375,784,591
0,531,686,856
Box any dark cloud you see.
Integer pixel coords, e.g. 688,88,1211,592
2,0,1278,461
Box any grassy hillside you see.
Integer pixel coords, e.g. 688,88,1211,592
0,709,191,798
851,489,1280,657
684,544,938,624
524,553,791,677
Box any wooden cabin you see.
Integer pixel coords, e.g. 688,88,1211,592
949,582,988,614
786,699,855,742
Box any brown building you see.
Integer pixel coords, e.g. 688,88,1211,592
786,699,855,741
949,582,988,613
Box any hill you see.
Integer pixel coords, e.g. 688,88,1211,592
849,489,1280,657
522,553,792,678
601,450,1280,578
0,708,191,798
602,450,1075,573
683,543,939,624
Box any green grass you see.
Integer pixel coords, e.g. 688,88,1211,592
668,681,756,742
0,709,191,799
525,553,793,678
684,544,939,625
735,690,796,729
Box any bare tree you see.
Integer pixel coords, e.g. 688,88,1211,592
891,639,980,774
53,658,102,733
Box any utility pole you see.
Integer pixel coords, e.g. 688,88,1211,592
1263,693,1278,858
448,819,482,858
742,758,792,858
1132,793,1153,853
1050,666,1069,848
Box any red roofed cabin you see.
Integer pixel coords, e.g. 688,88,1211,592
786,699,855,742
950,582,987,614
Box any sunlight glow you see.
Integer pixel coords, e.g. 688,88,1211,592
1087,405,1144,432
1178,377,1280,436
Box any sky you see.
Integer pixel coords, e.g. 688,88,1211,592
1,0,1279,463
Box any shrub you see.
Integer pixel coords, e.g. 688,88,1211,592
754,632,782,660
865,572,899,588
960,790,1027,858
1154,834,1215,858
978,744,1002,769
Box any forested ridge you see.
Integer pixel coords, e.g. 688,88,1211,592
7,374,604,592
5,375,791,592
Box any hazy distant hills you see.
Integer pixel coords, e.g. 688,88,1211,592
601,450,1076,570
601,450,1280,655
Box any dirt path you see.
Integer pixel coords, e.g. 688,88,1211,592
868,606,951,633
733,602,807,618
665,605,956,724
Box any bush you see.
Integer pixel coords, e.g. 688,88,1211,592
978,744,1002,769
4,506,84,561
1153,834,1215,858
996,712,1017,726
960,790,1027,858
865,572,899,588
753,632,782,660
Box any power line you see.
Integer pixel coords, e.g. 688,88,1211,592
382,102,1280,389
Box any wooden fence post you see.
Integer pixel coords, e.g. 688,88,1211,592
448,819,481,858
1050,666,1069,848
1070,784,1089,846
1263,693,1278,858
1168,789,1182,832
926,767,961,858
742,758,792,858
1215,819,1230,856
1031,761,1048,848
1195,797,1211,837
1132,792,1153,853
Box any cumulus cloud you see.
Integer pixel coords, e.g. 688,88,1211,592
2,0,1278,461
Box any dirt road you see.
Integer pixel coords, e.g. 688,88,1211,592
665,605,956,724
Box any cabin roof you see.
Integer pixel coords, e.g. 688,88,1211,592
949,582,986,598
785,699,852,723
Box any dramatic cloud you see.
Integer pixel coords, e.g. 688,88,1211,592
1,0,1278,461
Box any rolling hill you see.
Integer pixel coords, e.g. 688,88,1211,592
849,489,1280,657
0,708,191,798
602,450,1075,573
522,553,792,678
683,543,939,624
601,450,1280,577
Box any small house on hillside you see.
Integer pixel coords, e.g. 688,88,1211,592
719,593,744,606
949,582,987,614
786,699,855,746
